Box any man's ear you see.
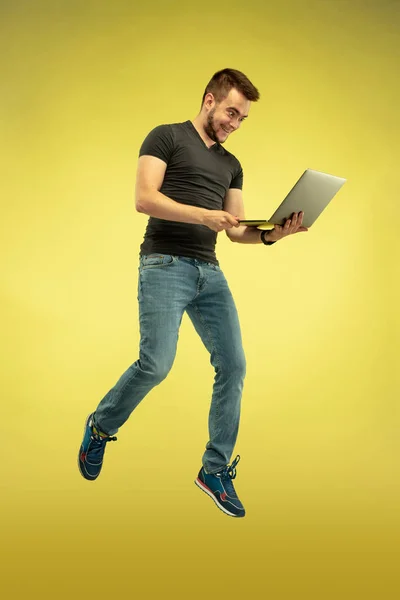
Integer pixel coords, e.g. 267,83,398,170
204,92,215,109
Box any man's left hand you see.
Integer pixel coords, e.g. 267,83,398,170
266,211,308,242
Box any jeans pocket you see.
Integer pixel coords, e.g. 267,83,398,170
141,254,176,269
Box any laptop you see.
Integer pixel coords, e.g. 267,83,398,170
239,169,347,229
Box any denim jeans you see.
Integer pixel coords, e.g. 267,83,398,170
93,254,246,474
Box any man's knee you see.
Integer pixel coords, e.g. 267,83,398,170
139,357,174,384
219,353,246,380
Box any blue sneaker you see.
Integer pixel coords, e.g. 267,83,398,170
78,413,117,480
195,455,245,518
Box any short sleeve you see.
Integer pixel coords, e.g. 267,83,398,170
229,162,243,189
139,124,175,164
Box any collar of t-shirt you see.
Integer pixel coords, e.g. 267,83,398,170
185,120,225,154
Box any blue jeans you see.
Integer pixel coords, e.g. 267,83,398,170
93,254,246,474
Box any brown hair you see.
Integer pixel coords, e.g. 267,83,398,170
201,68,260,108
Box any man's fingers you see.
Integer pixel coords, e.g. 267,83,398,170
290,213,298,233
296,212,304,231
288,212,306,234
273,214,307,238
227,215,240,228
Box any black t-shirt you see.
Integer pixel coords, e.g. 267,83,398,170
138,120,243,265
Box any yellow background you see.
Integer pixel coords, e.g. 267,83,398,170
1,0,399,598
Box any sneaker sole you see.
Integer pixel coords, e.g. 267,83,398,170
195,478,245,518
77,413,98,481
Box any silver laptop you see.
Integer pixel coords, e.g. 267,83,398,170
240,169,347,229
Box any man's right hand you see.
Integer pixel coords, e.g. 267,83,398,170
202,210,241,232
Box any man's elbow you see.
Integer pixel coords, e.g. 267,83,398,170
226,230,238,243
135,190,152,213
136,201,148,214
135,190,143,212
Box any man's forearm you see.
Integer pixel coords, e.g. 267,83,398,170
228,226,274,244
136,191,207,225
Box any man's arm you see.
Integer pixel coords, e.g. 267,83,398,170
135,155,206,225
223,188,308,243
135,155,240,232
223,188,274,243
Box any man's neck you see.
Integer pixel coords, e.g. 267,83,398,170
191,116,216,148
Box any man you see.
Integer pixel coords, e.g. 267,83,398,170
78,68,307,518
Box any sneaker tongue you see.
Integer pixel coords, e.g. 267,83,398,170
221,473,236,496
92,425,109,438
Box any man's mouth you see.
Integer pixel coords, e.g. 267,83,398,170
221,127,231,134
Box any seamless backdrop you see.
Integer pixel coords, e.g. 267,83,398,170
1,1,399,599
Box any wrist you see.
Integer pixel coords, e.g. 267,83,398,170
260,229,276,245
197,208,210,226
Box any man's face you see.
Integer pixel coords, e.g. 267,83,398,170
204,88,251,144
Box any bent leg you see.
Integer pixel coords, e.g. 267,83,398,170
94,255,194,435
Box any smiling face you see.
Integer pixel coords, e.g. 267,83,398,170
203,88,251,144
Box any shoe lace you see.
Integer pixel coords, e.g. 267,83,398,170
89,432,117,457
219,455,240,496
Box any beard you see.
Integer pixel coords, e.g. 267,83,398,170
204,108,224,144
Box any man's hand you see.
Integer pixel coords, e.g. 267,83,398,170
266,212,308,242
202,210,241,233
